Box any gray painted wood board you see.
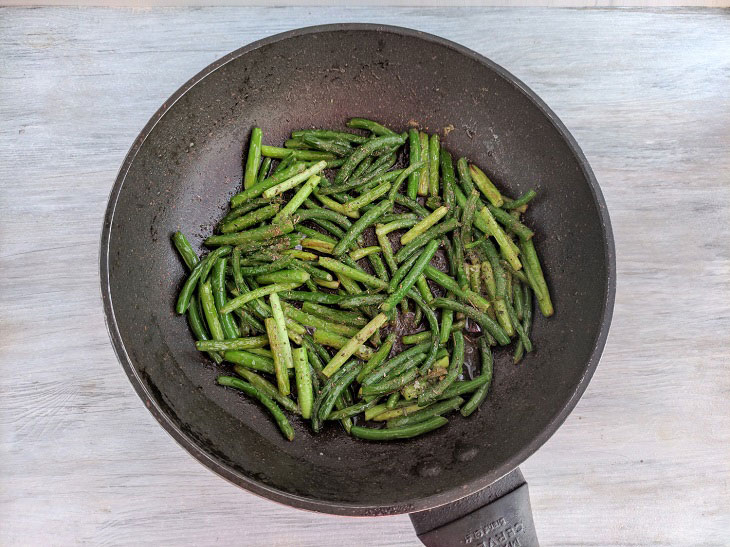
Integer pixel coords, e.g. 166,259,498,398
1,7,729,546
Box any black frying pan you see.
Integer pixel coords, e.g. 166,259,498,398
100,24,615,546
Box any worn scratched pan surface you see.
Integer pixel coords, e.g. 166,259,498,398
100,24,614,544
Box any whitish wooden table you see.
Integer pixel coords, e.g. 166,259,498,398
1,7,729,546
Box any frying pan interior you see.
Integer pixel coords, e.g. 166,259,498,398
102,25,613,515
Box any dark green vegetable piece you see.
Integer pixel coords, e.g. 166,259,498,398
205,220,294,247
199,281,224,341
322,158,347,169
257,157,272,183
175,246,231,314
439,293,454,346
310,358,359,432
172,233,222,362
296,207,353,231
388,396,463,428
217,376,294,441
428,134,440,198
342,181,391,213
195,336,268,352
357,333,396,382
291,259,333,283
230,162,307,207
419,330,464,405
385,252,419,296
380,352,427,383
318,360,362,421
273,153,295,174
361,342,430,387
326,398,381,420
282,302,358,337
187,294,222,364
440,148,458,196
300,134,352,156
501,259,530,285
393,194,430,218
236,257,295,276
377,213,419,226
514,284,534,364
361,367,419,397
381,239,440,314
266,293,293,396
481,239,515,336
431,297,510,345
460,337,494,416
505,296,533,352
211,258,240,339
220,198,273,226
513,279,525,320
368,150,398,174
351,156,374,179
234,233,303,256
368,253,389,283
278,290,345,305
334,135,405,185
261,145,334,161
519,239,554,317
469,164,504,207
292,129,368,143
256,269,310,286
332,199,391,256
349,416,448,441
461,190,481,250
486,203,534,241
407,128,421,199
408,290,441,375
243,127,263,190
456,157,475,195
302,302,367,327
309,218,347,240
394,217,458,264
318,169,401,196
452,228,468,289
417,132,429,196
291,347,313,418
422,265,491,312
440,375,490,398
222,282,299,314
346,117,398,136
401,331,431,345
523,282,533,336
388,160,425,202
234,366,300,414
223,349,275,374
401,206,449,246
284,138,308,149
386,392,401,410
442,169,455,216
219,203,280,234
172,231,199,270
319,257,387,291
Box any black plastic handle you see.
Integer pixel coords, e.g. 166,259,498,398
410,468,539,547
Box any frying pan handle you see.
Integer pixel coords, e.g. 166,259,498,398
409,468,539,547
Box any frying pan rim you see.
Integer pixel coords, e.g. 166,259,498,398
99,23,616,517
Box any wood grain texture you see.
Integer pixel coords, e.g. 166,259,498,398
1,7,729,546
3,1,730,7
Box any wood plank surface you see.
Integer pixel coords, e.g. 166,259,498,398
1,7,728,546
3,0,730,8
